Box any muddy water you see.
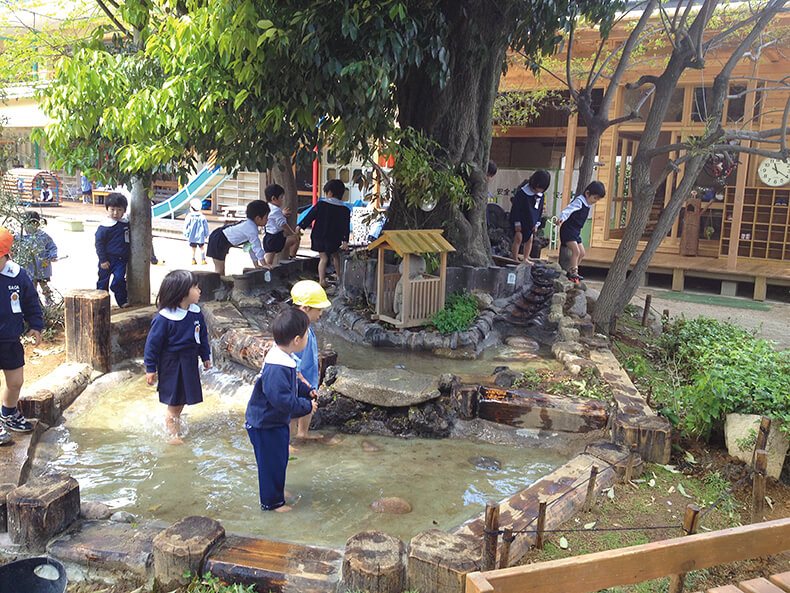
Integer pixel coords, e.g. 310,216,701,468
46,375,566,547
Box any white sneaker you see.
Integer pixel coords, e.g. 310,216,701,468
0,425,13,445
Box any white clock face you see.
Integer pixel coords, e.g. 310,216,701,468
758,158,790,187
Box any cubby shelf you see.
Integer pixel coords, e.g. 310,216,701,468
720,186,790,260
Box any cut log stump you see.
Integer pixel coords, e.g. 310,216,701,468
152,515,225,590
0,483,15,532
7,473,80,549
64,289,111,372
408,530,481,593
343,531,406,593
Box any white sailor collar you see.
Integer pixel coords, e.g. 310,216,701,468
99,216,129,227
523,185,544,198
263,345,297,368
325,197,347,207
0,261,21,278
159,303,200,321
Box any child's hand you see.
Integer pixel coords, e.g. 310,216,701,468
282,207,293,217
27,329,41,346
311,399,318,413
341,241,348,251
309,389,318,400
100,261,110,270
146,372,157,386
203,360,211,370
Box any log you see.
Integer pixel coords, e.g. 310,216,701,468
218,328,274,371
7,473,80,549
478,387,608,433
343,531,406,593
111,306,156,363
65,289,111,372
201,301,251,339
18,390,56,426
408,530,481,593
0,483,14,532
452,385,480,420
152,515,225,590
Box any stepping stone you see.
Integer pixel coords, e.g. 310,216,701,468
153,515,225,591
408,530,480,593
344,531,406,593
7,473,80,549
0,422,41,487
48,520,164,578
205,534,342,593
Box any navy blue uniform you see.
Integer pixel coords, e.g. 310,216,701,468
95,217,130,306
246,347,312,510
509,185,544,242
0,261,43,369
558,195,591,244
144,304,210,406
299,198,350,254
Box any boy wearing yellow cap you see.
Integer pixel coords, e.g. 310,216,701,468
290,280,331,439
0,226,43,444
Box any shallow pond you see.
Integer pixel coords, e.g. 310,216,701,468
46,375,566,548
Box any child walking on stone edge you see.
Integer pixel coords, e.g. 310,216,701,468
246,308,317,512
290,280,331,441
0,226,43,444
183,199,210,265
144,270,211,444
557,181,606,282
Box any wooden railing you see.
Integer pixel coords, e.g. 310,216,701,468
466,517,790,593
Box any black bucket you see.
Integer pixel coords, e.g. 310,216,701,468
0,557,68,593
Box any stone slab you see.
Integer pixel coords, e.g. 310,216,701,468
725,414,789,479
205,534,342,593
332,366,440,407
47,520,164,577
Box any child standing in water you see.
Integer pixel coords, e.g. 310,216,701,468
183,199,210,265
144,270,211,444
557,181,606,282
246,307,317,512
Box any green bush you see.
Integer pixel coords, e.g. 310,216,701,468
659,317,790,438
427,290,479,334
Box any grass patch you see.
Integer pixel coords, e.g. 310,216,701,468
656,291,771,311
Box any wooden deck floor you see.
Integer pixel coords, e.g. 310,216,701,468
692,570,790,593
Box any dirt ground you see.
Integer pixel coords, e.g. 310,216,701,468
22,330,66,383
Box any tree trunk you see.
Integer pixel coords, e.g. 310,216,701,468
270,155,299,229
128,175,151,305
391,2,507,266
575,121,606,196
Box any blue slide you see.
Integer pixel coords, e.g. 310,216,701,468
151,165,233,219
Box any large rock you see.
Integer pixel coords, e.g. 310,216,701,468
332,367,440,407
725,414,789,479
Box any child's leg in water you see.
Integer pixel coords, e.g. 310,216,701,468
166,404,185,444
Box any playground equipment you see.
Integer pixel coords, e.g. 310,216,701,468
3,168,62,205
151,165,233,219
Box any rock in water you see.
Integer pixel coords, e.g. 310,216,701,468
81,500,111,520
504,336,540,351
362,440,382,452
469,456,502,471
324,434,344,446
371,497,412,514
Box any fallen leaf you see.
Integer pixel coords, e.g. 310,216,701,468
677,483,691,498
559,537,569,549
684,451,697,464
607,487,615,500
648,478,656,487
584,522,596,529
668,486,675,494
148,504,162,512
765,496,774,509
662,464,680,473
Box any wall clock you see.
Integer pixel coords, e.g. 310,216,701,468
758,158,790,187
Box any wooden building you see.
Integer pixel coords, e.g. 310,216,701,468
494,12,790,300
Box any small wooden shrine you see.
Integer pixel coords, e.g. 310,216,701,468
367,229,455,329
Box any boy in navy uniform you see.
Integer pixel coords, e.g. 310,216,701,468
0,226,43,444
95,192,130,307
246,307,317,512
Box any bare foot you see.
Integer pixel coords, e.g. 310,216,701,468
289,444,297,454
274,504,292,513
295,433,324,440
168,437,184,445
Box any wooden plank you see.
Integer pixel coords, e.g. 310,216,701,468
739,578,787,593
754,276,767,301
706,587,747,593
465,518,790,593
672,268,685,292
769,571,790,592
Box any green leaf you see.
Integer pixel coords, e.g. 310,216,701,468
234,89,249,110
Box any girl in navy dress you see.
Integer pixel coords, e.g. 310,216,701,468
144,270,211,444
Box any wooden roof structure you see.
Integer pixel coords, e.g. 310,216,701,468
367,229,456,256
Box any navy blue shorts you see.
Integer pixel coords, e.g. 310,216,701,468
560,227,583,245
263,231,286,254
189,242,205,248
206,226,232,261
0,341,25,370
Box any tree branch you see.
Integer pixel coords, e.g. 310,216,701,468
94,0,129,36
626,75,660,89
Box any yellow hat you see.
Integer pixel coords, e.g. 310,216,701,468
291,280,331,308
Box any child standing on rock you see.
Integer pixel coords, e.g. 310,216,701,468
510,170,551,265
183,199,210,265
246,307,317,511
144,270,211,444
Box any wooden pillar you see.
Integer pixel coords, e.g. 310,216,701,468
401,252,411,327
752,450,768,523
667,504,701,593
561,113,578,209
583,466,599,512
375,247,385,318
439,251,448,309
482,502,499,571
65,289,111,372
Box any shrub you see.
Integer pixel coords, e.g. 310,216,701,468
427,290,479,334
659,317,790,438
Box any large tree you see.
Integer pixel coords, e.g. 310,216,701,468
39,0,622,267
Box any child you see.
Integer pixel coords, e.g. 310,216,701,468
263,184,301,266
246,307,317,512
557,181,606,282
205,199,270,276
510,170,551,265
95,192,130,308
17,211,58,303
183,198,210,265
296,179,350,287
0,226,43,444
40,182,53,203
144,270,211,444
290,280,331,440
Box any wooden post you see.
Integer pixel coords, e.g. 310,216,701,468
583,466,599,512
624,444,638,483
667,504,701,593
535,500,548,551
483,502,500,571
663,309,670,320
65,289,111,373
401,253,411,327
451,384,480,420
752,449,768,524
641,295,652,327
499,528,513,570
753,416,771,466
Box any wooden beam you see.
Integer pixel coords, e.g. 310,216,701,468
465,518,790,593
